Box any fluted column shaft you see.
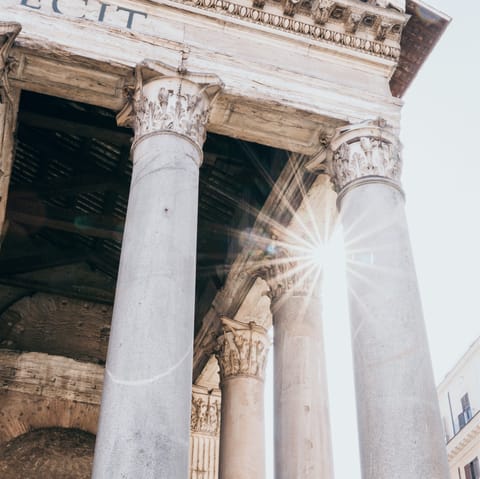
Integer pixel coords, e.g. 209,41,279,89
216,318,269,479
329,120,449,479
92,65,221,478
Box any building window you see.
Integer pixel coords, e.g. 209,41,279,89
465,457,480,479
458,393,473,430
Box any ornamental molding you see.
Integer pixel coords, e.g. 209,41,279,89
190,388,221,435
117,60,223,150
215,318,269,382
0,22,21,107
326,118,402,193
447,412,480,462
188,0,407,61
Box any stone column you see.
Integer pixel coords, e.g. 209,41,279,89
261,249,334,479
92,62,222,479
216,317,270,479
0,22,21,247
327,119,449,479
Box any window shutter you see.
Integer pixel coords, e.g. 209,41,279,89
473,457,480,479
465,463,473,479
459,412,466,429
462,393,471,410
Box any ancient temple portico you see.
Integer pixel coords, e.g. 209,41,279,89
0,1,451,478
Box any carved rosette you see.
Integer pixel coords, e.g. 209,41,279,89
117,61,223,152
215,318,269,382
327,119,402,194
190,388,221,435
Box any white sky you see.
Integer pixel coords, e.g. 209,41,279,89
266,2,480,477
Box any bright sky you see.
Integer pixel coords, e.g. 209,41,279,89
265,2,480,477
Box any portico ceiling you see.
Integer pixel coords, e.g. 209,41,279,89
0,90,288,358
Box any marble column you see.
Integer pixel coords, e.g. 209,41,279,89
0,22,22,246
328,119,449,479
262,250,334,479
216,317,270,479
92,63,222,479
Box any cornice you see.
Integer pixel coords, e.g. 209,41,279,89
184,0,407,60
447,412,480,462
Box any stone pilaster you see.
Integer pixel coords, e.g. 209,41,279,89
328,119,449,479
259,247,334,479
0,22,21,246
189,386,221,479
92,62,222,479
216,318,269,479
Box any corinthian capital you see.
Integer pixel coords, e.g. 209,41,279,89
215,318,269,382
255,244,313,301
0,22,21,106
117,60,223,151
326,119,402,195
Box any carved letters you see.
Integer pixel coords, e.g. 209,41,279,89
216,318,269,381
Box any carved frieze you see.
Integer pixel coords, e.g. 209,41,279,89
215,318,269,382
190,389,221,435
327,119,402,193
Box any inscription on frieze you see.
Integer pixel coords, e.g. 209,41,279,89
13,0,406,60
19,0,148,30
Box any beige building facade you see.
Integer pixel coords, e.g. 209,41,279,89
438,337,480,479
0,0,451,478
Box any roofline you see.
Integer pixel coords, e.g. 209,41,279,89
437,335,480,392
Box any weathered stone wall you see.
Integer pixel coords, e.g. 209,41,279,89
0,293,112,364
0,349,103,444
0,427,94,479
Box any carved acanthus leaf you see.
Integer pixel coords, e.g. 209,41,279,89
117,63,223,150
190,389,221,435
132,87,210,147
215,318,269,381
327,120,402,193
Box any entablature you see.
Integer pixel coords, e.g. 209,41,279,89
4,0,405,153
